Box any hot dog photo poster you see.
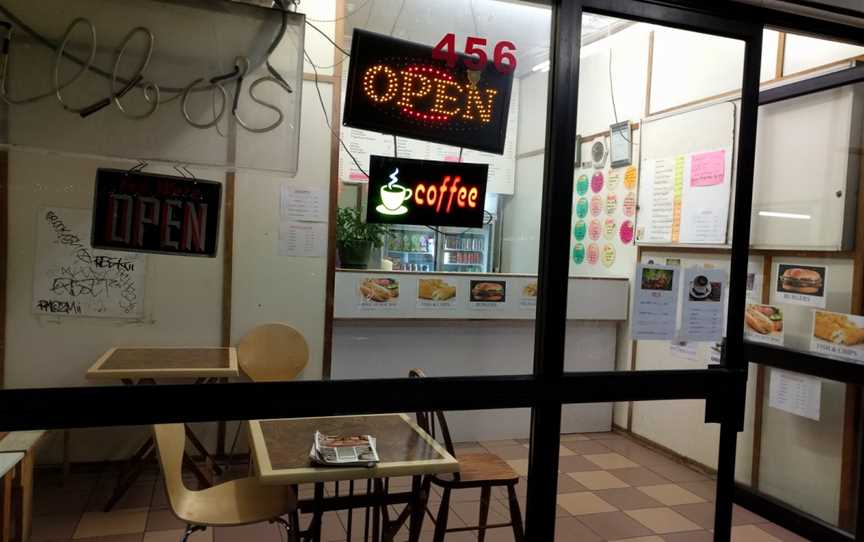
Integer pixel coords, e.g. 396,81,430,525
744,304,784,346
776,264,827,308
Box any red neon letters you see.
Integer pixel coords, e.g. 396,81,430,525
413,176,479,214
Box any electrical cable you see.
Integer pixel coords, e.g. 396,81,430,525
305,19,352,57
607,46,631,143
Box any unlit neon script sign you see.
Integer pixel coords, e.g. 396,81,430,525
91,169,221,257
344,30,514,155
365,156,488,228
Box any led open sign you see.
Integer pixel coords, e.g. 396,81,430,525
365,156,488,228
344,29,514,155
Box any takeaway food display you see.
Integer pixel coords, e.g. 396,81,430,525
814,311,864,346
522,282,537,297
779,267,824,295
418,278,456,301
360,277,399,302
470,281,506,302
745,304,783,335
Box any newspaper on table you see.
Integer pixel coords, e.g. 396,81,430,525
309,431,380,467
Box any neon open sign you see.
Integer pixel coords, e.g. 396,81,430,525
91,169,221,257
365,156,488,228
344,30,514,155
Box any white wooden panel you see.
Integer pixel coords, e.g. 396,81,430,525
516,71,550,155
752,86,860,250
650,28,745,113
502,154,543,274
784,33,864,76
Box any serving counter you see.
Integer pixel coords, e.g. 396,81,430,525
331,270,630,441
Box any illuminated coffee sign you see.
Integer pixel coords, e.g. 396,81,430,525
365,156,488,228
92,169,221,257
344,29,514,154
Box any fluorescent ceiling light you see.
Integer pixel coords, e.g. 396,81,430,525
758,211,811,220
531,59,550,72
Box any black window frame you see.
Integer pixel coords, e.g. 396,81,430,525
2,1,864,541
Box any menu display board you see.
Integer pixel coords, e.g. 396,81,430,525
343,30,514,154
636,147,732,245
570,159,638,277
338,81,519,195
811,310,864,363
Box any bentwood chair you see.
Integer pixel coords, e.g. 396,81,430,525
237,323,309,382
408,369,525,542
153,424,300,542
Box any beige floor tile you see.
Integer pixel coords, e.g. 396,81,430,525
482,439,520,448
562,440,611,455
143,528,213,542
584,452,639,470
638,484,705,506
557,492,617,515
730,524,783,542
560,433,590,442
609,537,665,542
755,523,809,542
74,535,143,542
626,507,702,534
569,470,629,490
649,464,709,482
482,445,529,460
74,508,149,539
31,514,82,542
559,445,576,456
554,516,602,542
579,511,653,539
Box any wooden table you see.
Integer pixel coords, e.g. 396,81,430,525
248,414,459,542
87,347,239,511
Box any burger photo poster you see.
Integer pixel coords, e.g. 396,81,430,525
469,279,507,309
776,264,827,308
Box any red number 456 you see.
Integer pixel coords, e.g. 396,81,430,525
432,33,517,74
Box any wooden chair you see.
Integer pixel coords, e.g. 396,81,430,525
237,323,309,382
153,424,299,542
408,369,525,542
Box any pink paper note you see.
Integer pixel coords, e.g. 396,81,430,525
690,150,725,187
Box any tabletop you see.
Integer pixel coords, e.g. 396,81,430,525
248,414,459,485
86,347,239,380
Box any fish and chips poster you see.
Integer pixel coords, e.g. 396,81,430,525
811,310,864,363
416,277,459,310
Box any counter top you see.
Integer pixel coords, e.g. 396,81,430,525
334,270,629,320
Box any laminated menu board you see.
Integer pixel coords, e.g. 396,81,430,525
570,157,638,277
636,101,736,246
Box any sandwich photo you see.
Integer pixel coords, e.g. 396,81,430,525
418,278,456,301
745,304,783,335
814,311,864,346
522,282,538,298
360,277,399,302
778,265,824,296
641,267,673,291
470,281,506,303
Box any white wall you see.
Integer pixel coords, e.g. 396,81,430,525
783,33,864,75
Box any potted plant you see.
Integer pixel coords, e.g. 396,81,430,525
336,207,388,269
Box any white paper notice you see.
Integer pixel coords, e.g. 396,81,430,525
278,221,327,257
681,267,726,342
645,158,676,243
631,264,679,340
769,369,821,421
281,185,328,223
669,342,699,363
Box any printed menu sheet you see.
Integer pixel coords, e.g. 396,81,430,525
769,369,821,421
278,221,327,257
811,310,864,363
681,267,726,342
637,147,732,245
630,264,680,340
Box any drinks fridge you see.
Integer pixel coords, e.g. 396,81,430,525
383,225,436,272
383,224,494,273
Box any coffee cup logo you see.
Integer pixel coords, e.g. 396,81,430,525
376,169,412,216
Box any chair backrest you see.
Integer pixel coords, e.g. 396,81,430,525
238,323,309,382
409,369,457,463
153,424,194,512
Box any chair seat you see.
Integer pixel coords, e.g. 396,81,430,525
434,453,520,487
172,477,296,527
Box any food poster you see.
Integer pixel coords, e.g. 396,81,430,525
468,279,507,309
570,159,639,278
811,310,864,362
519,279,538,309
745,260,763,302
631,264,680,340
680,267,726,342
358,276,400,310
745,304,784,346
776,264,827,308
416,277,459,310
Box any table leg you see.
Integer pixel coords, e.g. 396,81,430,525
184,425,223,476
104,440,155,512
406,476,428,542
217,378,228,456
310,483,324,542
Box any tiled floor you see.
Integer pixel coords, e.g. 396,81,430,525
30,431,810,542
